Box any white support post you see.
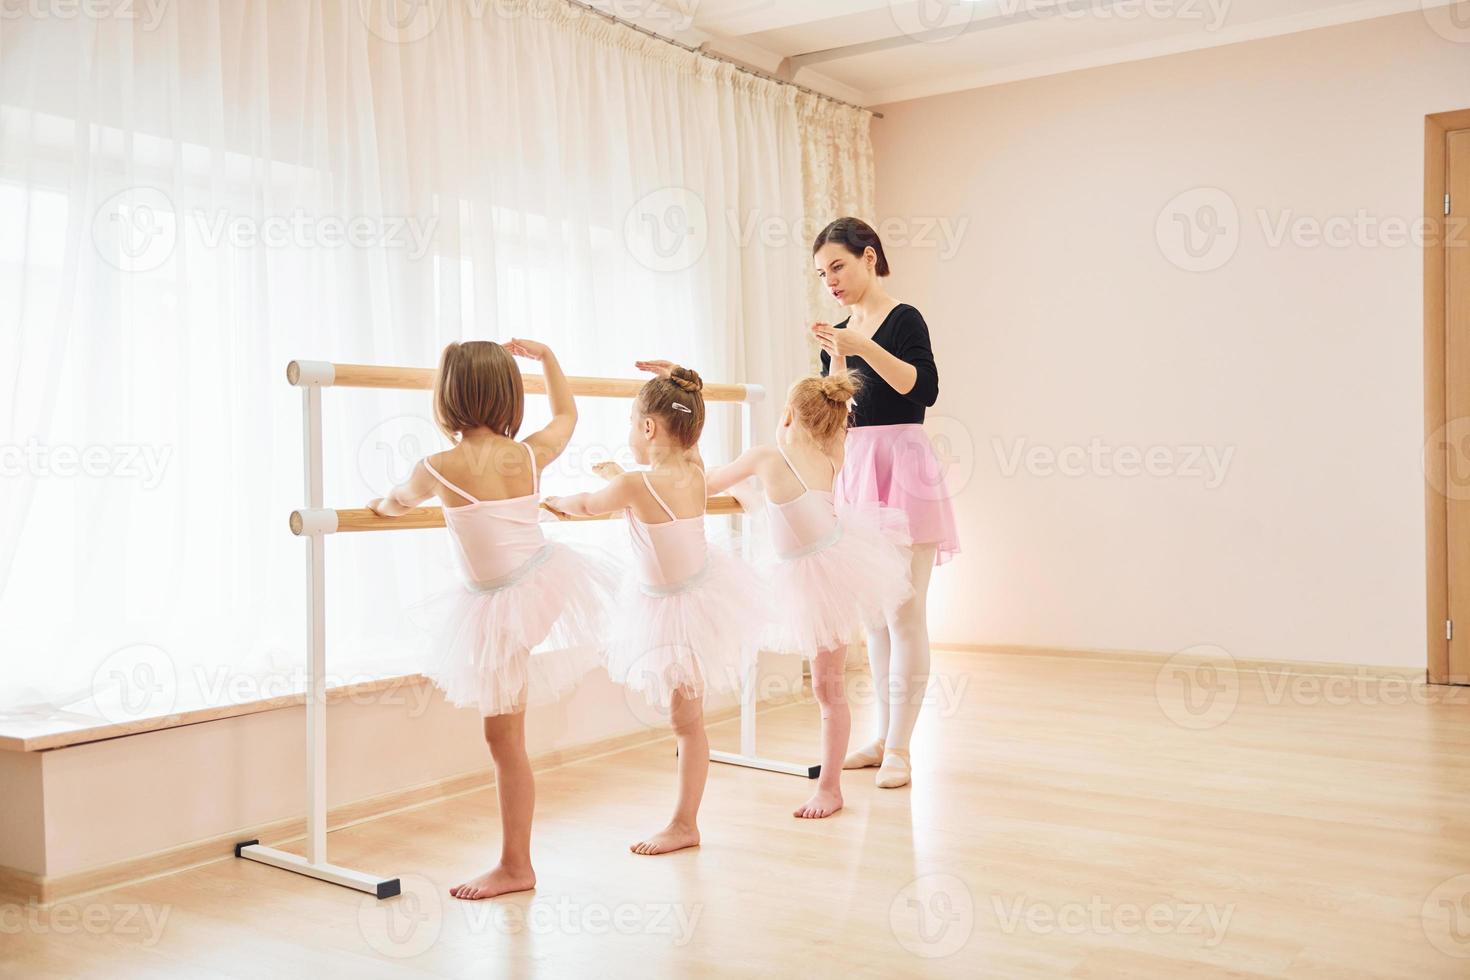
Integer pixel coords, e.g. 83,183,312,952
708,386,819,780
237,377,400,898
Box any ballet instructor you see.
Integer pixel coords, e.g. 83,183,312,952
810,216,959,790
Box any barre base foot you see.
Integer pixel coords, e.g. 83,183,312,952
709,750,820,778
236,841,400,899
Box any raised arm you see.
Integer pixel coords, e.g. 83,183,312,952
705,446,764,496
505,338,577,468
543,472,641,520
368,459,439,517
811,308,938,407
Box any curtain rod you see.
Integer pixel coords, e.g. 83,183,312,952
563,0,884,119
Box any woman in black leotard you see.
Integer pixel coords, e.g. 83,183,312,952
810,217,959,790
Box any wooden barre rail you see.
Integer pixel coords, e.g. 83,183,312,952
287,360,761,403
290,496,745,535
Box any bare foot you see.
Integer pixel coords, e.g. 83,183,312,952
630,822,700,856
793,788,844,819
448,864,536,900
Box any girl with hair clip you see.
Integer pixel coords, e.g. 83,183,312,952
369,338,618,900
544,360,764,856
705,371,913,819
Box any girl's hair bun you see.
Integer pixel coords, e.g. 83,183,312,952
669,366,704,393
819,372,859,403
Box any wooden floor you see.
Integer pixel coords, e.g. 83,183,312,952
4,648,1470,978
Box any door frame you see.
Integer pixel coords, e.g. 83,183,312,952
1425,108,1470,685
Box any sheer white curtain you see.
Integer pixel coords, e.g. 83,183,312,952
0,0,872,720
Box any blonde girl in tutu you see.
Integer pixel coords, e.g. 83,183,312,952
369,338,617,900
705,372,912,819
544,361,764,856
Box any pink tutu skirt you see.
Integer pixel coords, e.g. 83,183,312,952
836,423,960,565
763,506,913,657
604,546,766,709
416,541,619,717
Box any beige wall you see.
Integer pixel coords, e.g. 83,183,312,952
0,751,43,875
871,10,1468,667
4,663,775,883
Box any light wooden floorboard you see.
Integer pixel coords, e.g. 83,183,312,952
3,649,1470,978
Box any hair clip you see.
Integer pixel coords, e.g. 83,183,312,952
671,403,693,414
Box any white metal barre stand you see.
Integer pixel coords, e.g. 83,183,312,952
708,388,820,780
236,361,400,899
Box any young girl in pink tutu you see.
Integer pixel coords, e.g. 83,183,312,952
705,372,912,819
369,338,618,900
544,361,764,856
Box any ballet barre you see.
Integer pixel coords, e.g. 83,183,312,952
239,357,812,902
286,359,754,402
287,497,745,536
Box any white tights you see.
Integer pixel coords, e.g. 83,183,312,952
862,543,937,752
